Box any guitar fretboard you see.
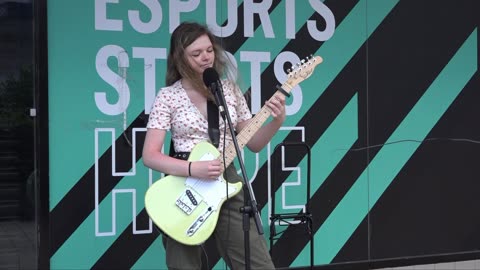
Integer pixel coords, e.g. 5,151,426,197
219,90,286,168
217,54,322,169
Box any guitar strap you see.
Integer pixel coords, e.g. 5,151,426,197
169,99,220,158
207,100,220,148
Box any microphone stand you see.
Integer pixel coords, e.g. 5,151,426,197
213,83,262,270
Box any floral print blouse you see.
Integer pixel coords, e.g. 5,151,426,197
147,79,252,152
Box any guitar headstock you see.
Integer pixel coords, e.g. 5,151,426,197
285,55,323,88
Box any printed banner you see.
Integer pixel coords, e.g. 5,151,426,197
47,0,480,269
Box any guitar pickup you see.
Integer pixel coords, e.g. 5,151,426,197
176,188,203,215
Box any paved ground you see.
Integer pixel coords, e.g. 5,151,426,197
0,220,36,269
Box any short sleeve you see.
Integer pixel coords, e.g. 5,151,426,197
146,88,171,130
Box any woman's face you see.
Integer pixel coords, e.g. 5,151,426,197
184,34,215,77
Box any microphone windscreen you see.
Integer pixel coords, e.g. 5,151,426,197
202,67,219,88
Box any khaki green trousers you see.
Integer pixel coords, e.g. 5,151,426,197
162,165,275,270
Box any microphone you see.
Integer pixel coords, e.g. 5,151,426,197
202,67,225,117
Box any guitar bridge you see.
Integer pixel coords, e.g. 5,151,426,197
186,207,213,237
176,188,203,215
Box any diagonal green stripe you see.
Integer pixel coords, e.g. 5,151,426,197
234,0,317,87
265,0,401,158
51,160,152,268
369,29,477,202
287,94,359,268
247,0,400,266
257,0,398,192
288,0,402,266
131,237,166,269
310,95,359,192
263,93,358,231
307,29,477,265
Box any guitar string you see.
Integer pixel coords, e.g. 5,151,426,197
174,59,303,210
187,88,287,266
219,31,232,270
222,121,233,270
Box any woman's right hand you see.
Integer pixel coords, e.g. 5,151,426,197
190,159,222,180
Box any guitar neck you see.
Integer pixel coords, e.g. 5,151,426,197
218,54,322,169
220,90,285,168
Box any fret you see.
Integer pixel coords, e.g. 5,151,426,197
220,93,278,168
218,55,323,170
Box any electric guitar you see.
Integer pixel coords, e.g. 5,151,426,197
144,55,323,246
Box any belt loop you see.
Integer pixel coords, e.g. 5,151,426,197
173,152,190,160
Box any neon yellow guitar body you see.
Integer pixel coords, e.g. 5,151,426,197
144,141,243,246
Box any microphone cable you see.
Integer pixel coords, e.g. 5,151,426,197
339,137,480,152
221,117,233,268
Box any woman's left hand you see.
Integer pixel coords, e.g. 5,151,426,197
266,94,286,123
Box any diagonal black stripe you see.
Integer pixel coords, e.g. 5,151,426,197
89,0,360,267
269,0,480,267
199,0,362,268
52,1,284,267
49,116,148,255
91,209,160,269
221,0,282,53
242,0,363,266
189,0,363,268
336,73,480,263
268,41,368,268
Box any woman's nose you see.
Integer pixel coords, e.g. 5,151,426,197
201,51,211,61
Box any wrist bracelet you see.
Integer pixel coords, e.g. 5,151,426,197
188,162,192,176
